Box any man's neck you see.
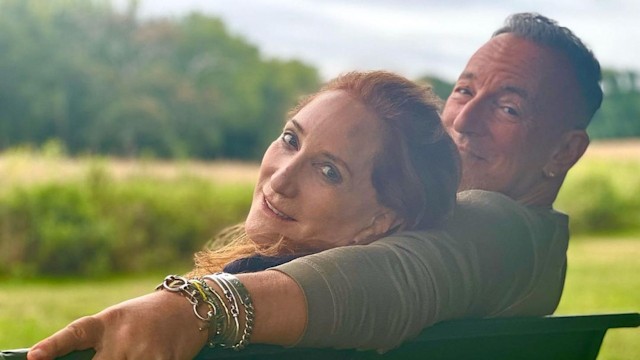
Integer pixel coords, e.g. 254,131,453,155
513,177,564,208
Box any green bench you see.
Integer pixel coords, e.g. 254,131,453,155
2,313,638,360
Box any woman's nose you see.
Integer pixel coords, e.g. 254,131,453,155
269,159,299,198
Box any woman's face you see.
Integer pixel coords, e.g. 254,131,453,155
245,90,397,251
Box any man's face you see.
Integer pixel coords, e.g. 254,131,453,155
442,33,583,201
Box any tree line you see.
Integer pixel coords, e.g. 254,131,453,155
1,0,638,161
0,0,320,159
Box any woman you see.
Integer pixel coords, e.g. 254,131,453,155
27,70,460,359
189,70,460,275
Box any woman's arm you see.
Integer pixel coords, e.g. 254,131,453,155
29,191,559,358
27,271,306,360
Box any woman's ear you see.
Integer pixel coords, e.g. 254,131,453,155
351,211,403,245
543,129,590,177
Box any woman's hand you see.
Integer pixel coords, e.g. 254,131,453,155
27,290,208,360
26,270,306,359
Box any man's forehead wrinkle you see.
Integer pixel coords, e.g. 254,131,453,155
459,67,531,101
501,85,529,99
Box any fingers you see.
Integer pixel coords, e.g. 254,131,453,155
28,316,103,360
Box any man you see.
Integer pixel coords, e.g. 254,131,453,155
28,12,602,359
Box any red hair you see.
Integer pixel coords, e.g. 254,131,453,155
190,71,460,276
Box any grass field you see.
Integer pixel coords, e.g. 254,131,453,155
1,236,638,358
0,140,638,357
0,149,259,190
556,236,640,360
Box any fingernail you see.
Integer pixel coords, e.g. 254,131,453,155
28,348,46,360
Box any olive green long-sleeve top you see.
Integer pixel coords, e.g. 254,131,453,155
274,190,568,351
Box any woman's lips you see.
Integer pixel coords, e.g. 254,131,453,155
263,196,295,221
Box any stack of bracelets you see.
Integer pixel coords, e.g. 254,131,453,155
156,273,255,350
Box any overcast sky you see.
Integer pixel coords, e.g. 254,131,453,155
131,0,640,81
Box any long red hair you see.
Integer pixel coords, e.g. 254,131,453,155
189,71,460,276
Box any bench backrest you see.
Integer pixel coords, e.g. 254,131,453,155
195,313,640,360
1,312,638,360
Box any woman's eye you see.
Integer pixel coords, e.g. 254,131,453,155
281,132,299,149
321,165,342,183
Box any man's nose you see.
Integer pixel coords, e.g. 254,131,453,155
452,99,488,136
269,158,300,198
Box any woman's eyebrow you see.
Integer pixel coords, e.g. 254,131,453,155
322,151,352,178
291,119,305,134
290,118,352,178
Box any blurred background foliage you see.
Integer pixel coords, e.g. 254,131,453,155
0,2,637,357
0,0,320,160
0,0,638,278
1,0,638,162
0,156,254,277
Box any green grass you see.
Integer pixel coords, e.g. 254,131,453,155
1,237,638,359
556,236,640,360
0,145,638,356
0,273,166,349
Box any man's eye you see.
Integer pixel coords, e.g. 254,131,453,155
321,165,342,183
281,132,299,149
501,106,519,116
454,87,472,96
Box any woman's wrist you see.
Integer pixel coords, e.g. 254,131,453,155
156,273,255,351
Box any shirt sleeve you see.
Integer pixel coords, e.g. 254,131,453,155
272,190,567,351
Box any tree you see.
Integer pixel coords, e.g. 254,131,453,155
0,0,321,159
589,69,640,139
416,75,454,102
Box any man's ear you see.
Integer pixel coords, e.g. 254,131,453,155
544,129,590,177
352,211,403,246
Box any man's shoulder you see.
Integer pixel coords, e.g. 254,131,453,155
383,190,565,245
456,190,520,210
376,191,512,244
439,190,527,231
454,190,566,222
392,190,567,240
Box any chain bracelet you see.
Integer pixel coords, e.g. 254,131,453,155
205,274,241,347
197,278,231,346
156,275,216,327
157,273,254,351
217,273,255,350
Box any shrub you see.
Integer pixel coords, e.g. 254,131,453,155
556,159,640,234
0,167,252,278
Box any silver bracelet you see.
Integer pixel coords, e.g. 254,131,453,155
217,272,255,350
157,273,254,351
203,273,255,350
156,275,216,326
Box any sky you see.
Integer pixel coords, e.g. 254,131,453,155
129,0,640,81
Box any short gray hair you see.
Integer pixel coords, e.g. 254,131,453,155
493,13,603,128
